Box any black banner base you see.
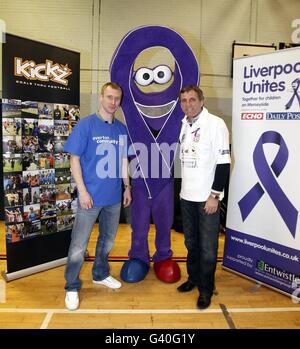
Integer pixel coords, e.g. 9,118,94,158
5,229,71,278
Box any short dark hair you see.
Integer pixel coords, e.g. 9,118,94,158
179,85,204,101
101,82,122,96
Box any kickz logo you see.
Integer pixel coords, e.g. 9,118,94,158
241,112,264,120
14,57,72,86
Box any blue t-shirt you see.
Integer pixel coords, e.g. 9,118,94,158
28,212,37,222
64,113,128,206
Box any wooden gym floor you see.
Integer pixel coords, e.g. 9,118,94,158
0,222,299,329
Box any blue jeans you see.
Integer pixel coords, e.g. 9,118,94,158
64,202,121,291
180,198,220,297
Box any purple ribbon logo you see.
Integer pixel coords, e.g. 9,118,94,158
238,131,298,238
285,78,300,110
191,127,200,137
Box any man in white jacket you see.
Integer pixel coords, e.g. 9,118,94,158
177,85,231,309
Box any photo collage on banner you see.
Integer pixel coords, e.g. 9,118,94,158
2,98,80,243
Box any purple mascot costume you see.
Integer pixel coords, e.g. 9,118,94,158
110,26,199,283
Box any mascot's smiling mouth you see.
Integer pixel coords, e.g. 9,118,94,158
135,100,176,118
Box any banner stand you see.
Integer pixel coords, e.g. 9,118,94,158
1,34,80,280
222,265,294,299
223,47,300,301
3,257,67,282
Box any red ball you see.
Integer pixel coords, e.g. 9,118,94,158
154,259,181,283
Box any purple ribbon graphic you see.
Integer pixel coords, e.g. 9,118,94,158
238,131,298,238
191,127,200,137
285,78,300,110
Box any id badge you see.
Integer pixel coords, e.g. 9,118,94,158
181,159,197,168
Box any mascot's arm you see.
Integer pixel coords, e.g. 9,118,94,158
70,155,93,209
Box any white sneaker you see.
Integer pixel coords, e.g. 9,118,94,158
65,291,79,310
93,276,122,289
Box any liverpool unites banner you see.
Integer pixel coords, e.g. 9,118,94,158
1,34,80,280
223,47,300,300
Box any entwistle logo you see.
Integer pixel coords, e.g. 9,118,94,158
14,57,72,86
256,260,300,283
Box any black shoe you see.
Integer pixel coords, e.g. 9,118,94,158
197,295,211,309
177,280,196,292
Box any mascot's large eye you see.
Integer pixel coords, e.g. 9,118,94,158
134,68,154,86
153,65,172,84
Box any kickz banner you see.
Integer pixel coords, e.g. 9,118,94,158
1,34,80,278
2,34,80,105
223,47,300,299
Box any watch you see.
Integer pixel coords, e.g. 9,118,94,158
210,193,220,200
124,184,132,190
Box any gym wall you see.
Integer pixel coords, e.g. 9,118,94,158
0,0,299,134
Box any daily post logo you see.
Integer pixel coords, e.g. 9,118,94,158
14,57,72,86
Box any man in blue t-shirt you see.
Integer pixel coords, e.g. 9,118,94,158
64,82,132,311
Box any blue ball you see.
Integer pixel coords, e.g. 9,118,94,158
120,258,149,282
